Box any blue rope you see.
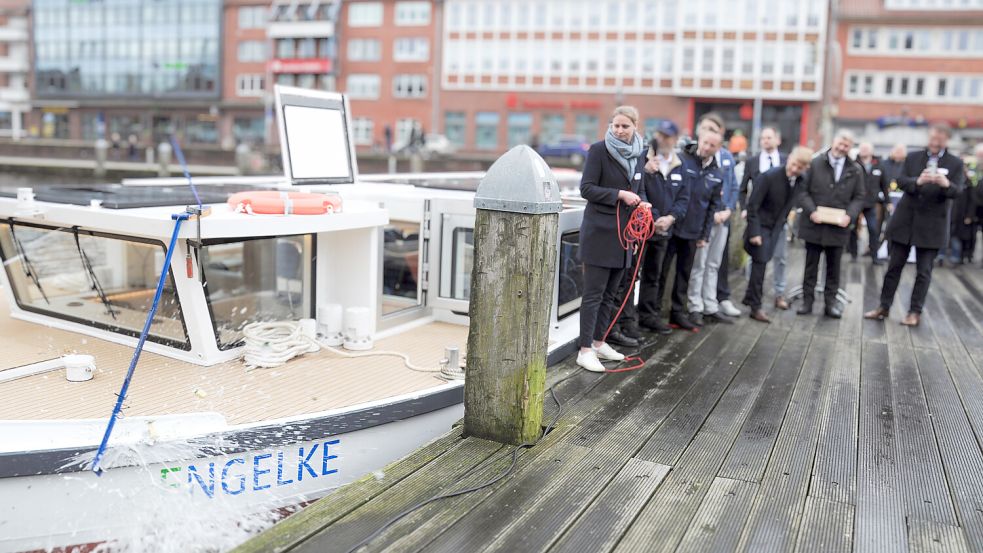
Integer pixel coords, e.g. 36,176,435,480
91,212,191,475
169,134,202,210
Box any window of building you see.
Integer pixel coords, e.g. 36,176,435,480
867,29,879,49
277,74,295,86
236,74,265,97
575,114,599,141
475,112,499,150
722,47,735,73
938,78,947,97
318,38,335,58
702,46,714,73
848,74,859,95
296,73,316,89
682,47,694,72
851,28,862,49
296,38,316,59
900,77,909,95
352,117,373,146
348,2,383,27
885,76,894,95
186,119,218,144
348,38,381,61
393,74,426,98
507,113,532,148
953,77,965,97
395,1,431,26
540,114,565,144
967,77,980,98
393,37,429,62
238,6,266,29
863,75,873,95
238,41,266,63
234,116,264,145
277,38,295,58
903,31,914,50
915,77,925,96
445,111,466,147
346,74,380,99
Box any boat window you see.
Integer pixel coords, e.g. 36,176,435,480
439,226,473,301
557,230,584,319
201,234,314,350
382,221,421,315
0,222,190,349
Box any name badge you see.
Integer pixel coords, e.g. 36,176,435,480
634,172,641,181
670,173,683,181
723,159,732,167
938,168,949,176
873,169,881,176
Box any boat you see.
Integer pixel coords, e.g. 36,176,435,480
0,86,587,553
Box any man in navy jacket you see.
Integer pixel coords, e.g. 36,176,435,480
654,130,724,331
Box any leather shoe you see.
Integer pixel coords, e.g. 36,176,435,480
621,322,642,340
749,309,771,323
872,258,884,266
605,330,638,348
824,305,843,319
864,306,888,320
774,296,789,310
705,311,734,324
640,318,673,335
689,312,704,327
797,303,813,315
669,313,699,331
901,312,921,326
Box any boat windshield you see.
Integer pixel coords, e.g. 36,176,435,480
201,234,314,350
0,221,190,349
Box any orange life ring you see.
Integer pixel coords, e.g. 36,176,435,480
227,191,342,215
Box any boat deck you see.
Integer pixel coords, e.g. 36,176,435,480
233,243,983,553
0,293,466,425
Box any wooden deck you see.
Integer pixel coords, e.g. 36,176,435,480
233,243,983,553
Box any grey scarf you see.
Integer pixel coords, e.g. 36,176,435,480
604,129,643,179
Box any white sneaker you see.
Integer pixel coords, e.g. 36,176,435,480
577,350,607,372
593,342,625,361
719,300,742,317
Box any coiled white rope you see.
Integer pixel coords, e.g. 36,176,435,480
241,320,465,379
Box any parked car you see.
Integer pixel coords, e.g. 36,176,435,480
537,135,591,165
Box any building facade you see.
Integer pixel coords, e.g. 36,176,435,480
337,0,439,152
835,0,983,149
436,0,829,154
0,1,29,140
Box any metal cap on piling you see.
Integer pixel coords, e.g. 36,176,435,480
473,145,562,215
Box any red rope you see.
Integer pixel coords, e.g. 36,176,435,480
599,203,656,373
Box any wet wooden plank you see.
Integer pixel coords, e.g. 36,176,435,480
889,339,958,524
546,459,670,553
717,331,810,483
861,263,887,343
735,335,835,552
675,477,759,553
908,519,972,553
854,341,907,552
794,496,853,552
808,337,861,505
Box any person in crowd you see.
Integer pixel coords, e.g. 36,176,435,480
796,129,865,318
865,124,965,327
634,120,691,335
848,142,889,264
576,106,651,372
728,129,748,156
951,163,978,265
688,113,738,325
882,143,908,192
739,126,790,310
652,130,724,331
970,143,983,265
743,146,814,323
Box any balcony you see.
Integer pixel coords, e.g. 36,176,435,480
0,58,28,72
268,20,335,39
0,27,28,42
0,87,28,103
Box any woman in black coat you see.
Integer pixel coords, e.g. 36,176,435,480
577,105,651,373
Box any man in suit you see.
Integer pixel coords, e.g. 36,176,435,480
864,123,965,327
796,129,865,318
739,126,790,310
848,142,889,264
742,146,813,322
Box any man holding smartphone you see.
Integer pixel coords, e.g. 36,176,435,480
865,123,965,327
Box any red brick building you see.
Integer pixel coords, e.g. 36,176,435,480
338,0,439,151
835,0,983,149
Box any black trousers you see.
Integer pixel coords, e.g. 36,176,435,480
802,242,843,309
657,235,698,317
636,237,670,324
879,241,938,314
742,225,782,310
615,249,642,330
717,219,732,302
848,206,880,258
580,263,625,348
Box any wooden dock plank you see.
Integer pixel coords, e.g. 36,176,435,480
546,459,670,553
908,519,973,553
675,477,759,553
793,496,854,553
853,341,908,553
717,331,810,483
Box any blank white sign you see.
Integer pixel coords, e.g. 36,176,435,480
283,104,351,180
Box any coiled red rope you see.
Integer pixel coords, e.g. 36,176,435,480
600,203,656,373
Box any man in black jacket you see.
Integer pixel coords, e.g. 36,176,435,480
864,123,965,327
848,142,889,263
796,129,865,318
742,146,812,322
739,126,790,310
